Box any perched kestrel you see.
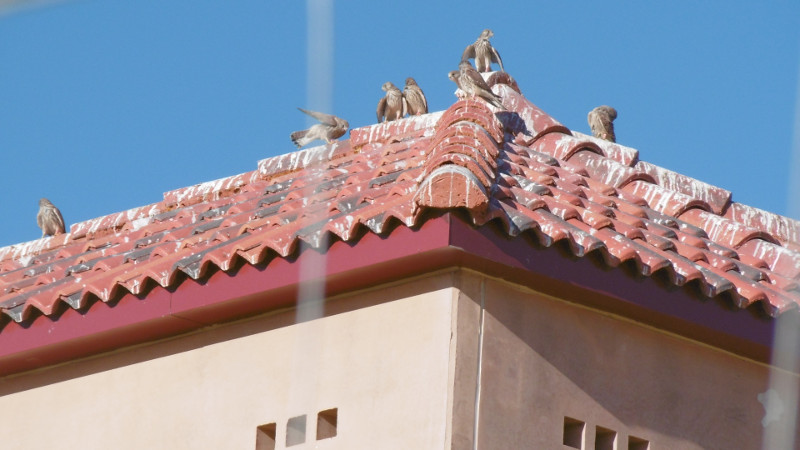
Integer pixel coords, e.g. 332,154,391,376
403,77,428,116
290,108,349,148
37,198,65,238
461,29,504,73
588,105,617,142
376,81,406,122
448,70,465,97
453,61,505,110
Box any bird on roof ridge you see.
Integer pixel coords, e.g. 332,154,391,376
290,108,349,148
449,61,505,110
461,29,504,73
376,81,407,123
588,105,618,142
37,198,66,238
403,77,428,116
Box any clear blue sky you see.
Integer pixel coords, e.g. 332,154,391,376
0,1,798,248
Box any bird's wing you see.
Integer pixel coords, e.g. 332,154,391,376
298,108,337,127
53,208,65,232
587,110,606,137
490,46,504,71
413,86,428,111
461,43,476,62
376,97,387,122
464,66,492,90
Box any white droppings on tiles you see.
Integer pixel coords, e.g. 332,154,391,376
747,240,800,273
732,203,800,244
572,131,640,165
635,160,730,210
131,217,151,232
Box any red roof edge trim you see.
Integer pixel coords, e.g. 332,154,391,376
0,214,782,377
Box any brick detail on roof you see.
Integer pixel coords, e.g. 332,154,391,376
413,100,502,217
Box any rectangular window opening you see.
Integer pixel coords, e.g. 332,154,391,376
563,417,585,449
255,422,276,450
286,415,307,447
595,426,617,450
316,408,338,440
628,435,649,450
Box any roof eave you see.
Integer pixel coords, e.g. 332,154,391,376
0,213,780,378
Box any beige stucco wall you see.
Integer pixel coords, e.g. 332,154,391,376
0,274,459,450
466,277,800,450
1,269,797,450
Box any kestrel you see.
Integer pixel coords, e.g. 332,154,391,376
461,29,504,73
452,61,505,110
37,198,65,238
376,81,406,122
588,105,617,142
448,70,465,97
403,77,428,116
290,108,349,148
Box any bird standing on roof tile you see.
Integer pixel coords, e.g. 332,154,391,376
403,77,428,116
37,198,65,238
290,108,349,148
376,81,406,123
451,61,505,110
461,29,504,73
588,106,617,142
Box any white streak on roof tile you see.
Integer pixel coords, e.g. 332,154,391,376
572,131,639,165
729,202,800,246
0,234,67,264
258,145,330,177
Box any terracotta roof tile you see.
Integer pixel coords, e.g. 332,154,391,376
2,72,800,333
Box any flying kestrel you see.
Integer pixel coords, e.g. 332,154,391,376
37,198,65,238
403,77,428,116
461,29,504,73
376,81,406,122
290,108,349,148
452,61,505,110
587,105,617,142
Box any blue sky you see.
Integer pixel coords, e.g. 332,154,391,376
0,1,798,248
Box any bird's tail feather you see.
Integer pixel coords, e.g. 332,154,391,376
488,94,505,110
290,130,308,148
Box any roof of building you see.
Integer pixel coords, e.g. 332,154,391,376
2,71,799,340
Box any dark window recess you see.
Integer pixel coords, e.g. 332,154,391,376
255,423,276,450
316,408,338,440
563,417,585,449
595,426,617,450
628,436,649,450
286,415,307,447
